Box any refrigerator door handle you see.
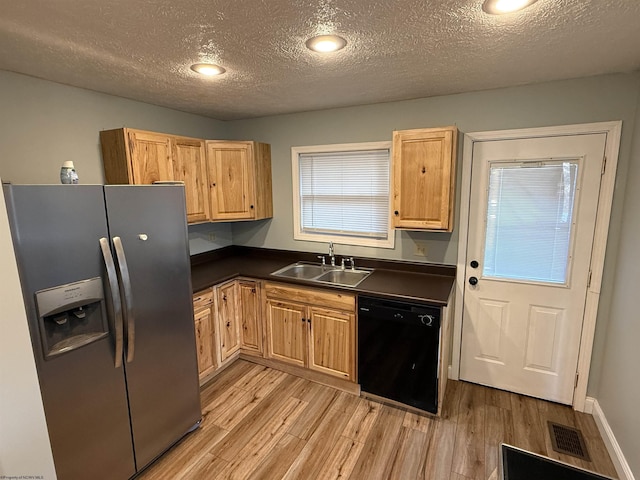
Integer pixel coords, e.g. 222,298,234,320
113,236,136,363
99,237,124,368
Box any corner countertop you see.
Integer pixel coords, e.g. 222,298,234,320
191,246,456,306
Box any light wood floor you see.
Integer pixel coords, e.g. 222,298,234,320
139,360,618,480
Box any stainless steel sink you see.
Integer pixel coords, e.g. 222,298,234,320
314,269,372,287
271,263,327,280
271,262,372,287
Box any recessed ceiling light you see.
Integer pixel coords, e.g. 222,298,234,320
190,63,226,76
482,0,538,14
305,34,347,53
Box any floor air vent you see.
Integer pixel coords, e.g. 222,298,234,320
547,421,591,461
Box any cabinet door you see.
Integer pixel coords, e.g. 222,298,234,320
238,280,262,355
265,299,306,367
127,130,174,184
308,307,355,380
216,281,240,362
392,127,457,231
173,138,210,223
194,306,216,381
206,141,255,220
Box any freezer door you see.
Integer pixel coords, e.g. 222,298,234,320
3,185,136,480
104,185,201,470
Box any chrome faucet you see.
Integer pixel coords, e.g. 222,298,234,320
328,241,336,266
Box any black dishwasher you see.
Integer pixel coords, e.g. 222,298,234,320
358,295,441,414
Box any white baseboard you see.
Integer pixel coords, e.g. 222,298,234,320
584,396,595,414
587,396,636,480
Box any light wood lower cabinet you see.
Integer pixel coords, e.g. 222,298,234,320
192,289,216,382
265,299,307,367
215,280,241,362
193,279,356,384
193,279,263,382
265,282,356,382
238,280,263,356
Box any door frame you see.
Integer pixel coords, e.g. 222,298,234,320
451,121,622,411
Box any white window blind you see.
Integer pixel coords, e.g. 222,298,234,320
298,149,390,240
482,161,579,284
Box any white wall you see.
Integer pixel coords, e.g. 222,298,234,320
0,178,57,478
594,77,640,477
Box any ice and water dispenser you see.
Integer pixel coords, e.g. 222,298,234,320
35,277,109,359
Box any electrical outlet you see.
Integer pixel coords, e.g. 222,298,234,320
206,232,216,242
414,242,428,257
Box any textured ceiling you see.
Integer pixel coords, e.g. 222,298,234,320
0,0,639,120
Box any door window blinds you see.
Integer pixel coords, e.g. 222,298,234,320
298,149,390,239
482,161,579,284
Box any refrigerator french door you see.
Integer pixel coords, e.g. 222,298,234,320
4,184,201,480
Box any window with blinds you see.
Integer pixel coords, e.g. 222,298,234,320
482,161,580,284
292,142,394,248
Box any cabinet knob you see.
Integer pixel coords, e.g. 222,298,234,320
251,288,256,294
226,321,231,327
394,210,399,216
250,205,254,209
211,183,216,187
222,295,227,301
301,318,306,323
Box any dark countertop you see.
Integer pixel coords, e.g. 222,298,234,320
191,246,456,306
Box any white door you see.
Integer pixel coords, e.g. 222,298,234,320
460,133,606,404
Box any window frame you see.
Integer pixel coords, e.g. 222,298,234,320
291,141,395,249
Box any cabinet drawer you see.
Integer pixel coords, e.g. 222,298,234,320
264,282,355,312
192,289,213,309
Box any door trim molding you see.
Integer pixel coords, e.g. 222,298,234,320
451,121,622,412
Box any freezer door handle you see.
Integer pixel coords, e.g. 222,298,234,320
99,238,124,368
113,236,135,363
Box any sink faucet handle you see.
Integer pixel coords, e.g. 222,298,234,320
349,257,356,270
341,258,346,270
317,255,326,266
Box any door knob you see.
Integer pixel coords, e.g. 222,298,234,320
469,276,478,286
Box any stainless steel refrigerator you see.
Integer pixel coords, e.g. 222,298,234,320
3,184,202,479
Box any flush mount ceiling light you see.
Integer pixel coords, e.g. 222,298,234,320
190,63,226,76
482,0,538,14
305,34,347,53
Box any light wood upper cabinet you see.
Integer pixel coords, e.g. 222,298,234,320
173,137,209,224
101,128,174,185
100,128,273,224
265,298,307,368
238,280,263,355
392,126,458,231
264,282,356,381
206,141,273,221
215,281,241,362
192,289,216,383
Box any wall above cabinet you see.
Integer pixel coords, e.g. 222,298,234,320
392,126,458,232
100,128,273,224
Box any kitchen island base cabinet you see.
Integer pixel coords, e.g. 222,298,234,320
264,282,356,382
